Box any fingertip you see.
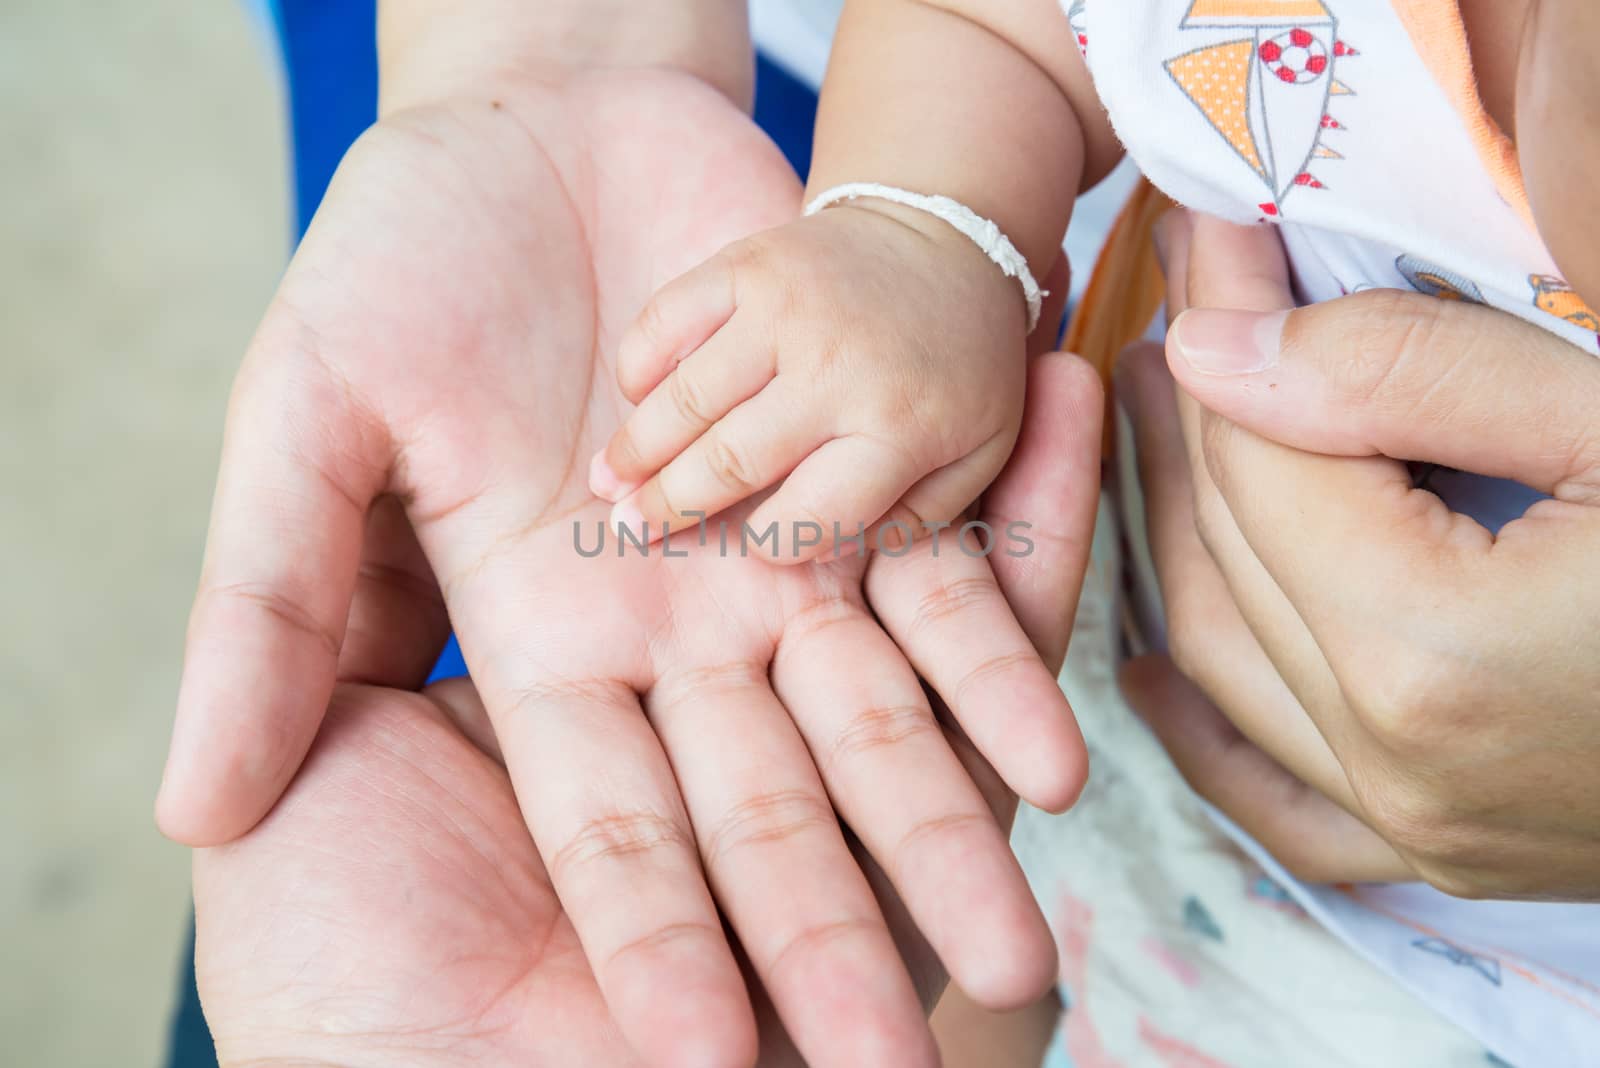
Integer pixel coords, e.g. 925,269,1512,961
154,702,285,846
153,773,262,847
153,782,208,846
1009,706,1090,816
949,905,1059,1012
589,448,641,503
1033,348,1104,400
1017,752,1089,817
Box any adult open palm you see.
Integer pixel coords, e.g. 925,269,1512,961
167,69,1103,1066
191,346,1105,1067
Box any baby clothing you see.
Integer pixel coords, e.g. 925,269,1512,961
1015,487,1498,1068
1071,0,1598,351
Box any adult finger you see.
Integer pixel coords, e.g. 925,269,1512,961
1122,655,1414,884
868,529,1088,815
770,605,1057,1009
1168,289,1600,502
1118,343,1365,809
1164,218,1376,764
158,346,390,846
976,351,1105,671
867,354,1097,811
496,677,758,1068
647,660,938,1068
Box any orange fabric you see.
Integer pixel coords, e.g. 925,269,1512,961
1389,0,1534,229
1065,178,1174,454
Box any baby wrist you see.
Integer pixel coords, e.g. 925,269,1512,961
804,183,1046,332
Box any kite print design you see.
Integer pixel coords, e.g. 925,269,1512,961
1067,0,1088,56
1164,0,1358,218
1396,254,1486,304
1411,937,1504,987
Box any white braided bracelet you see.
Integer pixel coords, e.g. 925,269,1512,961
803,182,1046,332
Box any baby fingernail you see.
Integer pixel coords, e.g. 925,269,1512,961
588,451,637,502
1169,309,1286,376
611,499,646,541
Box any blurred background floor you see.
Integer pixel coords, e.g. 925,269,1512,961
0,2,288,1064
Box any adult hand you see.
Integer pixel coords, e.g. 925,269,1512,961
164,47,1101,1064
1119,211,1600,900
192,350,1105,1068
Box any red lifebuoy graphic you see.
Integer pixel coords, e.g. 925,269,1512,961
1258,28,1329,85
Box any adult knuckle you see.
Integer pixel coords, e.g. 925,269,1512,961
652,660,767,708
911,577,991,634
1345,655,1460,756
955,651,1038,706
828,704,939,767
1552,426,1600,503
206,582,342,661
1355,777,1456,857
602,921,723,975
767,918,880,987
549,810,694,883
508,676,633,715
889,811,992,885
1326,290,1442,408
702,789,834,866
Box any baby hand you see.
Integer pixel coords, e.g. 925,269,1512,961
590,199,1033,562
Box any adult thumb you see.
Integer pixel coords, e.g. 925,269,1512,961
1167,290,1600,503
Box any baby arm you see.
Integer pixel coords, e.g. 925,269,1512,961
590,0,1118,560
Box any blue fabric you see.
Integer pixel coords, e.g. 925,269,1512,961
271,0,379,239
166,9,816,1063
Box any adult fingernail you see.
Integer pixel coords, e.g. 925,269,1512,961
588,450,637,502
1169,308,1286,376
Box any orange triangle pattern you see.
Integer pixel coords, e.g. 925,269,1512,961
1166,40,1266,179
1183,0,1332,24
